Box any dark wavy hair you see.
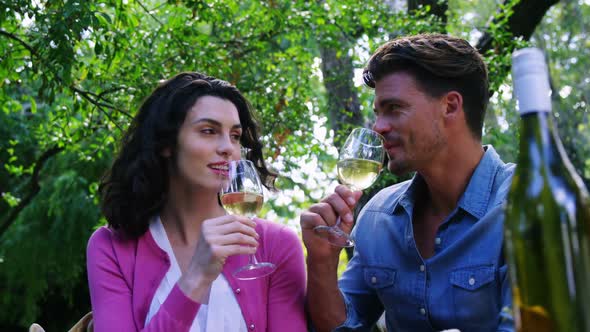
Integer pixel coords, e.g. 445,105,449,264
99,72,277,238
363,33,489,140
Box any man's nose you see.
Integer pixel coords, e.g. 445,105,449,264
372,116,391,136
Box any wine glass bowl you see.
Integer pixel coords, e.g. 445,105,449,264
337,129,384,190
220,159,276,280
314,128,385,247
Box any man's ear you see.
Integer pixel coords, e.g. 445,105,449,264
442,91,463,119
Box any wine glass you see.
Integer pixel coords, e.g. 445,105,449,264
220,159,276,280
314,128,385,247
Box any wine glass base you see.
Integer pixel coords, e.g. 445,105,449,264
233,262,276,280
314,225,355,248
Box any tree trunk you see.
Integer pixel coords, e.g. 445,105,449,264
476,0,560,54
319,42,363,148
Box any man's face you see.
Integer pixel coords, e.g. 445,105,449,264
372,71,447,175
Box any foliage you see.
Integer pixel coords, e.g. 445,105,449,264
1,0,588,330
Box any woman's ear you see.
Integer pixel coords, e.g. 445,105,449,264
161,147,171,158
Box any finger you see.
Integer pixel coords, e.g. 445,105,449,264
213,244,258,258
323,192,355,226
308,202,339,227
210,220,259,239
204,215,257,228
334,185,363,208
300,210,329,230
211,233,259,247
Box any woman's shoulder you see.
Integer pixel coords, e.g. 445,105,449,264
87,226,113,250
87,225,139,259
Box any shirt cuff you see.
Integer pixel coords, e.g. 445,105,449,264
333,291,363,331
161,284,201,326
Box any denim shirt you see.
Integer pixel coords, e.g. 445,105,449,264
336,146,515,332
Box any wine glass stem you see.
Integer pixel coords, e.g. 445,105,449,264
249,254,259,265
248,216,260,266
334,216,343,229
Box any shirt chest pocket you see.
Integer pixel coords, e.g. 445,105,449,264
450,265,499,331
363,266,396,289
450,265,495,291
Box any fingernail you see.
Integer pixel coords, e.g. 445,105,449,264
347,197,356,206
344,213,353,223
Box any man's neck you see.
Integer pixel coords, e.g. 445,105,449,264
418,140,484,217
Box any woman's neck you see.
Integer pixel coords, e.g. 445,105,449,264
160,186,225,246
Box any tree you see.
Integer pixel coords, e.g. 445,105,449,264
1,0,586,330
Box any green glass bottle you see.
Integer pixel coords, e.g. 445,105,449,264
504,48,590,331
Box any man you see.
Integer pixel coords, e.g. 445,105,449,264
301,34,515,332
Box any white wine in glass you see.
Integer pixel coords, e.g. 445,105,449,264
315,128,385,247
220,192,264,217
220,159,276,280
337,158,383,190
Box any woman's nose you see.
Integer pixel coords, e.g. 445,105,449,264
218,136,238,158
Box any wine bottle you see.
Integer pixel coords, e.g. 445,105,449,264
504,47,590,331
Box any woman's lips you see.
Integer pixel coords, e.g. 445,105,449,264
208,162,229,176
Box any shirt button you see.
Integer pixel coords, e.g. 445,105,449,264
420,308,426,315
235,288,241,294
435,237,441,245
469,277,476,286
371,276,377,284
249,324,255,330
419,264,425,272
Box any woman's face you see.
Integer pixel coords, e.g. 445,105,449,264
167,95,242,192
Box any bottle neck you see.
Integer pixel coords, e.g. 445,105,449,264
518,111,563,167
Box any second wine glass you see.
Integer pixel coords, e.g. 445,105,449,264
220,159,276,280
314,128,385,247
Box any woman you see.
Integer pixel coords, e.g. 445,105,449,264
87,72,307,331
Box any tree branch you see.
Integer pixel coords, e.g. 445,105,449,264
0,28,132,120
0,29,36,55
0,146,64,241
408,0,448,25
476,0,560,54
71,86,132,119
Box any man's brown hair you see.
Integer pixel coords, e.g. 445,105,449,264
363,33,489,139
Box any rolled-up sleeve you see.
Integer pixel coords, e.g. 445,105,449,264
333,245,384,331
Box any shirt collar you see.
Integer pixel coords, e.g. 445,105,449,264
457,145,502,218
392,145,503,219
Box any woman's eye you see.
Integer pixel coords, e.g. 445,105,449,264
201,128,216,134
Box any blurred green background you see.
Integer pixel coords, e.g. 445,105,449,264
1,0,589,330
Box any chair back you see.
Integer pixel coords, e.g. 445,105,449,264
28,311,93,332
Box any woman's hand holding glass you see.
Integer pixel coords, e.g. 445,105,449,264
178,214,259,301
220,159,276,280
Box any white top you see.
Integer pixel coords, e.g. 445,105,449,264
145,216,248,332
512,47,552,114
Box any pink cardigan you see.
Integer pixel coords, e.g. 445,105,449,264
87,218,307,332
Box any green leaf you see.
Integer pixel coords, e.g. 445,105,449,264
29,96,36,114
